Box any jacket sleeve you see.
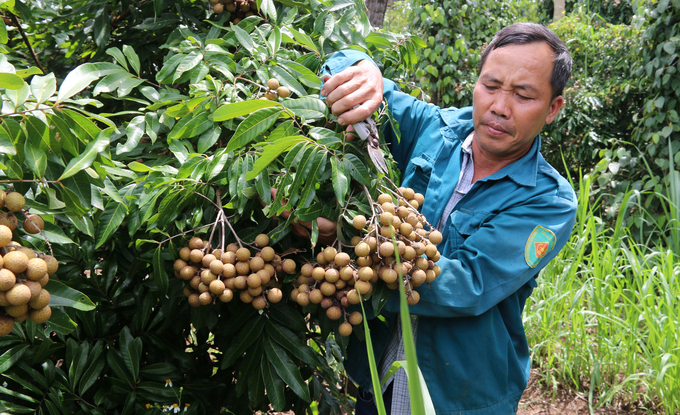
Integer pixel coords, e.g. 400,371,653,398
320,50,441,169
385,191,577,318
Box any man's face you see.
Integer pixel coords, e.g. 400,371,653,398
472,42,564,164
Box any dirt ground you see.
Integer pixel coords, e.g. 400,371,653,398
518,370,654,415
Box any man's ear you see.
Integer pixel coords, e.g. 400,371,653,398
545,95,565,124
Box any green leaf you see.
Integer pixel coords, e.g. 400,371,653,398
330,156,349,202
264,336,311,402
0,344,29,374
117,115,145,154
105,47,129,71
95,200,127,248
5,82,29,107
107,349,135,388
270,65,306,98
261,359,286,411
44,280,96,311
43,308,77,335
198,125,222,153
299,151,326,207
266,320,321,366
343,153,371,186
211,100,280,121
58,128,112,181
30,73,56,104
173,51,203,82
120,327,142,382
168,112,214,140
281,97,328,120
0,72,25,89
139,363,176,376
220,316,266,369
16,67,43,78
40,221,76,244
79,356,105,395
153,245,169,295
285,26,319,55
225,107,283,153
0,124,16,155
56,63,101,103
23,142,47,178
245,136,306,180
232,24,254,53
123,45,141,76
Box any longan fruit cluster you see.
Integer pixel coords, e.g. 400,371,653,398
176,234,295,310
350,187,442,305
263,78,290,101
209,0,257,23
0,189,56,336
290,246,365,337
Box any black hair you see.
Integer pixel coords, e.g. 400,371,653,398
479,23,572,100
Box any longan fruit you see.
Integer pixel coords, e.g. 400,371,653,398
226,2,237,11
282,259,296,274
0,315,14,336
380,211,394,226
0,213,18,231
226,243,239,253
22,214,44,234
349,311,363,326
264,91,276,100
174,259,188,272
380,268,398,284
300,263,314,277
325,268,340,283
233,276,248,290
339,266,355,281
410,270,427,287
407,290,420,305
209,279,226,295
219,288,234,303
326,306,342,320
354,242,370,257
252,295,267,310
323,247,337,263
188,249,203,264
26,258,48,281
5,192,25,212
261,246,275,262
236,247,250,262
353,215,367,230
425,269,436,283
267,78,280,90
0,189,4,209
24,280,41,299
254,234,269,247
247,273,262,288
320,297,334,309
277,87,290,98
377,193,392,204
425,244,438,259
0,269,16,291
381,202,396,214
240,290,254,303
296,291,310,306
309,288,323,304
267,287,282,303
221,251,236,264
414,193,425,206
358,267,374,282
248,286,263,297
0,224,12,247
350,236,362,246
338,322,353,336
399,222,413,236
235,261,250,275
179,247,191,261
183,286,194,297
346,289,361,304
213,3,224,13
429,230,443,245
6,283,31,306
379,242,395,257
3,251,28,274
187,293,201,307
249,256,265,272
355,280,372,295
188,237,203,250
320,281,336,297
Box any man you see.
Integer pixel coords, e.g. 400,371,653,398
319,23,578,414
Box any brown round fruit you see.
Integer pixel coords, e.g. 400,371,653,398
0,315,14,336
255,233,270,247
252,295,267,310
267,287,282,303
354,242,370,257
282,258,296,274
267,78,280,90
189,237,204,250
6,283,30,306
5,192,25,212
326,306,342,320
264,91,276,100
3,251,28,274
0,269,16,291
209,279,226,295
349,311,363,325
22,214,44,234
26,258,48,281
213,2,224,12
28,305,52,324
0,224,13,247
0,213,18,231
429,230,443,245
338,322,353,336
219,288,234,303
277,86,290,98
236,247,251,262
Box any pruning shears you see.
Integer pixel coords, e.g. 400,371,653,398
321,74,388,175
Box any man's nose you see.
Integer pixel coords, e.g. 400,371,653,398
490,92,511,119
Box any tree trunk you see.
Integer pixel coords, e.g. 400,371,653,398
553,0,565,21
366,0,391,28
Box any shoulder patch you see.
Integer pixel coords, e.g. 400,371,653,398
525,225,556,268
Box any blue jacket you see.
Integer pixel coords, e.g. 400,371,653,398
322,50,577,414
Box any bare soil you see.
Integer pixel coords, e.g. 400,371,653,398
518,370,655,415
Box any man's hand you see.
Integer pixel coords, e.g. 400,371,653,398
266,189,337,246
321,60,383,126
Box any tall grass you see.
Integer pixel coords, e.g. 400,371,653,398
524,172,680,414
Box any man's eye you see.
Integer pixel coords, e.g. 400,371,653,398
517,94,531,101
484,85,497,91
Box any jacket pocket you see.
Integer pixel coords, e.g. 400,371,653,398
449,208,491,247
403,155,433,196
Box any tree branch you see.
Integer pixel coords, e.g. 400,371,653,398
9,14,46,75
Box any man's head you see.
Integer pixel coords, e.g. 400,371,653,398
479,23,572,100
471,23,571,166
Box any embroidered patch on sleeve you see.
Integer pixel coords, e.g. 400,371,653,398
525,225,557,268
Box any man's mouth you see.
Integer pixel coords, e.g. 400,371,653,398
484,121,510,136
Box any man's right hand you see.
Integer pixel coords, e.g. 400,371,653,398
320,59,383,126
